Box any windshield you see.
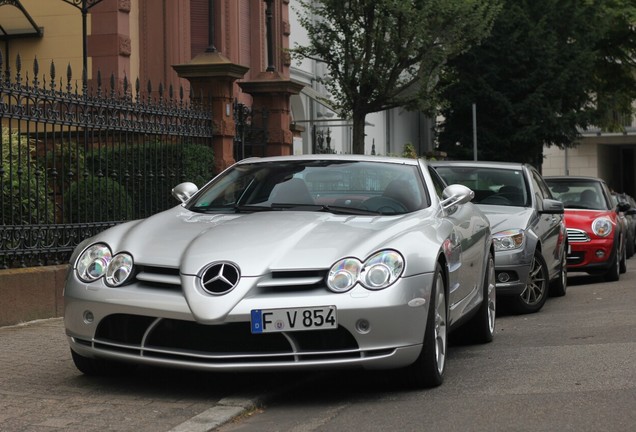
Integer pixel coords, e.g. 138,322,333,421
434,166,529,207
545,179,610,210
186,160,429,215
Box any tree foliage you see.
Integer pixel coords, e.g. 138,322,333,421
292,0,502,154
437,0,636,165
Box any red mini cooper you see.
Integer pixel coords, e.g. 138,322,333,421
545,176,629,282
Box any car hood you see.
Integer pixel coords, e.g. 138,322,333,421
476,205,535,233
564,209,617,229
94,206,436,276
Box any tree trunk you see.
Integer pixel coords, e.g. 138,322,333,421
351,110,367,154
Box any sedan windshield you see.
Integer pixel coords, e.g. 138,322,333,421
187,160,429,215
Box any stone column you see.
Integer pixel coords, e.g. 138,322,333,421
173,52,248,174
239,71,303,156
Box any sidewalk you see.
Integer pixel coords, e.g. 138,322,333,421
0,319,288,432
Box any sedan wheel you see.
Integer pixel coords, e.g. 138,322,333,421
511,250,549,314
550,246,567,297
403,263,447,388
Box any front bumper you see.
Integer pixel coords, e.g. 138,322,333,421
491,248,532,296
567,238,616,273
64,271,434,371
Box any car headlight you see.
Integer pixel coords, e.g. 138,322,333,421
327,250,404,293
493,229,525,252
105,253,134,286
77,243,112,282
592,217,612,237
76,243,134,286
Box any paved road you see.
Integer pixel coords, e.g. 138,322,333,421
0,319,304,431
2,261,635,432
216,265,636,431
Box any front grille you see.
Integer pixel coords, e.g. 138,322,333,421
567,228,590,243
134,265,181,290
81,313,377,365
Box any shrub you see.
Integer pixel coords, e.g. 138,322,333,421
83,141,214,218
64,175,134,223
1,127,56,225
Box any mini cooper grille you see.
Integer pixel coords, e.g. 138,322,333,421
199,262,240,294
567,228,590,243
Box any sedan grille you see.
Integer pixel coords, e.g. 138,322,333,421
72,313,395,366
567,228,590,243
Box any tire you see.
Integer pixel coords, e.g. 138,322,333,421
627,235,634,258
71,350,137,376
619,238,627,274
464,253,496,343
402,263,447,388
510,250,549,314
550,245,568,297
603,244,620,282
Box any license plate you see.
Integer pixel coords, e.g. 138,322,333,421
250,306,337,333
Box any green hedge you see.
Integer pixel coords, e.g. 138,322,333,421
1,128,56,225
83,141,215,219
65,175,134,223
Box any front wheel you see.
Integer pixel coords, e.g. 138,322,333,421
619,237,627,274
463,253,496,343
604,243,620,282
510,250,549,314
550,245,568,297
402,263,447,388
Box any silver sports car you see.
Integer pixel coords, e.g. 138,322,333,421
64,155,494,388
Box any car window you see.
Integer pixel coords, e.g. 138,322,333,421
546,179,611,210
434,165,528,207
188,160,430,214
428,166,447,199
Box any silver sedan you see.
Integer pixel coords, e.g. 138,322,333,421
64,155,494,388
432,160,567,314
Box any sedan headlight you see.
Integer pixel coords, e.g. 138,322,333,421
76,243,134,286
493,229,525,252
327,250,404,293
592,217,612,237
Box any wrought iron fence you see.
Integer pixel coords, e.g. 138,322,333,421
0,51,214,268
233,99,269,161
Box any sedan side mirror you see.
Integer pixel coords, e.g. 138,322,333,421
540,198,564,215
171,182,199,203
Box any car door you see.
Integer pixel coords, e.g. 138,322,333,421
429,166,487,317
529,167,564,277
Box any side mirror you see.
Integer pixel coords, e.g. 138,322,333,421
441,184,474,208
617,202,631,213
540,198,564,215
171,182,198,203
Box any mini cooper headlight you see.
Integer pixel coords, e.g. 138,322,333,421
105,253,134,286
77,243,112,282
592,217,612,237
493,229,525,252
327,250,404,293
76,243,134,286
